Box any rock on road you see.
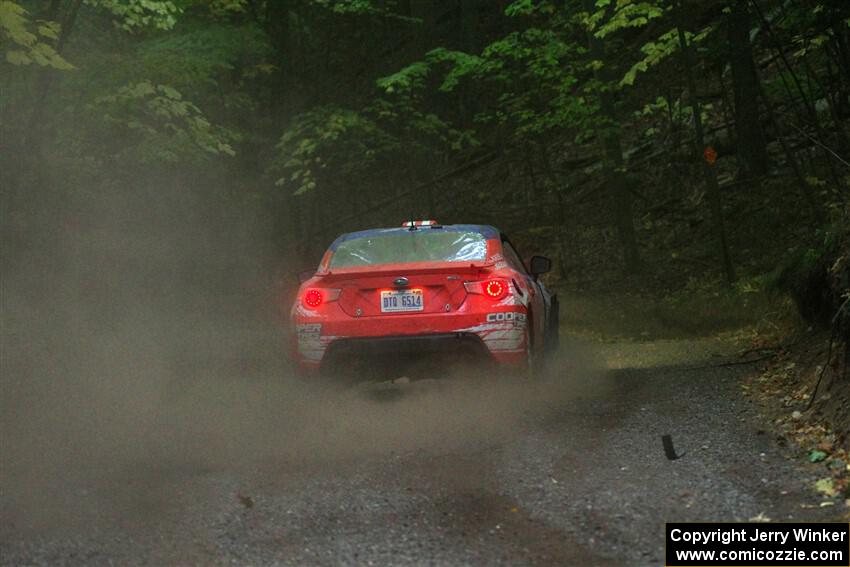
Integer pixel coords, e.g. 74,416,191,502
0,337,837,566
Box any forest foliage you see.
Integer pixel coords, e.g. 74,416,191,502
1,0,849,327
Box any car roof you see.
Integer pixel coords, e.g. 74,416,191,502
327,224,500,251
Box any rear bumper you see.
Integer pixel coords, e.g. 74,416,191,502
293,314,529,374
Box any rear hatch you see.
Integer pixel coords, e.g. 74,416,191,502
322,263,490,317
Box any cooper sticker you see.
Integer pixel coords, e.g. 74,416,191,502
486,312,526,323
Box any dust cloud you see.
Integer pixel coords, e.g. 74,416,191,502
0,178,607,538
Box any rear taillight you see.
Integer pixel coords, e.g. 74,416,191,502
301,288,341,309
464,279,510,300
485,280,507,299
303,289,323,308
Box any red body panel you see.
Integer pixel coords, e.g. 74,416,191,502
288,231,542,374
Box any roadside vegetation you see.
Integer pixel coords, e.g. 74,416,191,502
1,0,848,504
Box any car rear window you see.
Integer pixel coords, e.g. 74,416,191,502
329,230,488,268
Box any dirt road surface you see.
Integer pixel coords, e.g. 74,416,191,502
1,337,837,566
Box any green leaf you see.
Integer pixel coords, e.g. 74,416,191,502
504,0,534,17
5,49,29,65
37,22,59,40
86,0,181,32
158,85,182,100
809,450,828,463
0,1,37,47
93,81,237,164
1,1,74,69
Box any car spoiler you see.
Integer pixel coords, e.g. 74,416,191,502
315,261,495,282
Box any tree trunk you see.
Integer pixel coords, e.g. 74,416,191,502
727,0,770,178
675,0,736,286
265,0,295,127
458,0,479,52
755,78,824,221
25,0,83,147
582,0,641,273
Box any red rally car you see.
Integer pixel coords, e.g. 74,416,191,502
290,221,559,375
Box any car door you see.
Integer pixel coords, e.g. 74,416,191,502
501,237,546,354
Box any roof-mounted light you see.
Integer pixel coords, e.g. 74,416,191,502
402,220,439,228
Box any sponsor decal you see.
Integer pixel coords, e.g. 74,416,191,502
464,314,529,352
296,323,322,339
295,324,338,362
486,312,527,323
459,322,525,351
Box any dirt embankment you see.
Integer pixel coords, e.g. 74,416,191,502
744,334,849,512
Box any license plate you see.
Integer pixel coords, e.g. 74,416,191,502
380,289,424,313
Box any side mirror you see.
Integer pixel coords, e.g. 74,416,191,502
529,255,551,277
297,269,316,283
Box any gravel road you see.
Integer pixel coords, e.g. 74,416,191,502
1,336,838,566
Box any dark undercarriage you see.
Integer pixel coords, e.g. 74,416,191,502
320,333,494,380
